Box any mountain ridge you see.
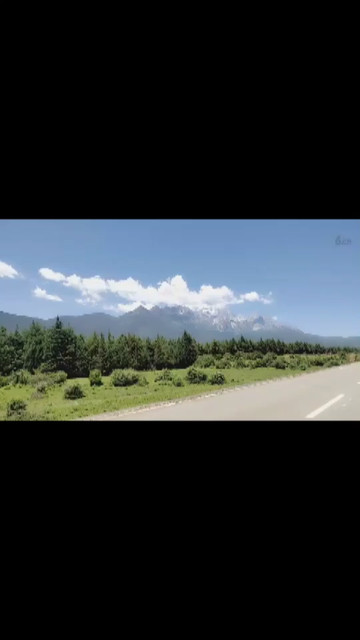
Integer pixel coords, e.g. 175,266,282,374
0,307,359,347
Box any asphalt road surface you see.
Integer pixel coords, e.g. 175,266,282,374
85,363,360,421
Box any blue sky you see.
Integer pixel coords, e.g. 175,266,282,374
0,218,359,336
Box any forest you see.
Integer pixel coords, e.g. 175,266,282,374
0,317,358,379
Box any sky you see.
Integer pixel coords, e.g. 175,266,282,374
0,218,359,336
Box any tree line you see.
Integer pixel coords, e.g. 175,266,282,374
0,317,357,378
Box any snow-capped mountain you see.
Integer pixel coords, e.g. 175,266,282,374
1,306,359,347
160,305,284,334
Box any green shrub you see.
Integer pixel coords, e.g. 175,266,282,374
155,369,173,382
186,367,208,384
64,384,85,399
7,399,27,418
52,371,68,385
215,354,233,369
324,358,340,368
209,372,226,385
33,371,67,387
11,370,31,385
263,353,277,367
138,375,149,386
195,355,216,368
89,369,103,386
36,381,48,394
172,377,184,387
288,358,300,370
275,358,286,369
311,357,325,367
234,355,246,368
0,376,10,387
111,369,139,387
250,358,264,369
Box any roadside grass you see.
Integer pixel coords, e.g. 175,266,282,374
0,364,329,421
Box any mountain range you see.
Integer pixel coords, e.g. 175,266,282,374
1,306,359,347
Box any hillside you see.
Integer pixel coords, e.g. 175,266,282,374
1,307,359,347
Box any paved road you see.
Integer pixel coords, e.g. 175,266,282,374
86,363,360,421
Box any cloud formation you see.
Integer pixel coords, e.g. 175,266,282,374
38,267,66,282
39,268,273,311
0,260,19,278
33,286,63,302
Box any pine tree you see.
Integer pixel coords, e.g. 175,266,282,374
74,334,90,377
43,317,67,372
177,331,198,367
106,332,116,374
23,322,45,372
0,327,13,375
87,332,101,370
98,333,108,374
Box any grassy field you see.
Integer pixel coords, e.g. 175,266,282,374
0,365,328,421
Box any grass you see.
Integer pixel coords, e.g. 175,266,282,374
0,364,330,421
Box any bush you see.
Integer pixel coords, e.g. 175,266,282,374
7,399,27,418
263,353,277,367
186,367,208,384
32,371,67,387
287,357,300,370
234,355,246,368
275,358,286,369
324,358,340,368
11,370,30,385
138,375,149,386
215,354,233,369
36,381,48,394
89,369,103,386
311,357,325,367
111,369,139,387
155,369,173,382
172,377,184,387
250,358,264,369
64,383,85,399
209,372,226,385
195,355,215,368
52,371,68,385
0,376,10,387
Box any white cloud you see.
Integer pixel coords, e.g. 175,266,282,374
239,291,273,304
240,291,260,302
0,260,19,278
33,287,62,302
39,267,273,311
39,267,66,282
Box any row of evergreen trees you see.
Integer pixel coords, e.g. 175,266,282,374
0,317,356,378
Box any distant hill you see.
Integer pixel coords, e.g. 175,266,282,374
1,307,359,348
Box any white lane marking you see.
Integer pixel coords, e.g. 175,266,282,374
306,394,345,419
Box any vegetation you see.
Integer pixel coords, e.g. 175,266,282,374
111,369,139,387
0,359,356,421
209,372,226,385
0,319,359,420
89,369,103,387
0,319,359,380
186,368,208,384
7,399,27,418
64,384,85,400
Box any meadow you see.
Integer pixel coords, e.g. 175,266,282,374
0,362,342,421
